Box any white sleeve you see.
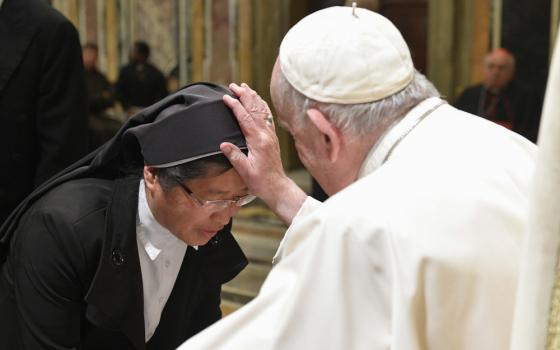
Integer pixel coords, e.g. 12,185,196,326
272,196,322,265
178,205,393,350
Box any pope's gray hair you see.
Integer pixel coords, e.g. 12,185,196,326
274,69,440,138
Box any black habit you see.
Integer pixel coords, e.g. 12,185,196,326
0,83,248,350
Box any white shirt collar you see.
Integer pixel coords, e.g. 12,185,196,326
137,180,189,261
357,97,446,179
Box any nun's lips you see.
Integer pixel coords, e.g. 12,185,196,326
201,229,220,239
202,230,218,239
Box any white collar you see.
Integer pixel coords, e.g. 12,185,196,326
137,180,190,260
357,97,445,179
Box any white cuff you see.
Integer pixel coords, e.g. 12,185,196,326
272,196,322,265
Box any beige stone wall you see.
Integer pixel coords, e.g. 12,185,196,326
52,0,178,81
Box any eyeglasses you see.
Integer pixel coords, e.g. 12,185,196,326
174,178,256,210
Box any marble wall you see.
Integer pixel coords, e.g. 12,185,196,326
51,0,262,85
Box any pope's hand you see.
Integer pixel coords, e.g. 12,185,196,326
221,83,307,225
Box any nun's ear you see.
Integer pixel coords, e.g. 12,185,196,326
143,166,158,189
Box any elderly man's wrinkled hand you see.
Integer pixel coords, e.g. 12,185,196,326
221,83,283,196
221,83,306,224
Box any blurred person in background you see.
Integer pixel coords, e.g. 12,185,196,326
455,48,541,142
82,42,121,150
115,41,168,117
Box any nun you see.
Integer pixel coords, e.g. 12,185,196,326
0,83,252,349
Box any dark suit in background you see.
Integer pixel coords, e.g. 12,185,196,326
0,0,89,224
115,41,168,117
454,82,541,143
116,62,168,112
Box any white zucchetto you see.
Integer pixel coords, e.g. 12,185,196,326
279,6,414,104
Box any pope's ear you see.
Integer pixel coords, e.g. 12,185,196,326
307,108,343,162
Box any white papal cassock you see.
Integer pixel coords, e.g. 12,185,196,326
179,97,536,350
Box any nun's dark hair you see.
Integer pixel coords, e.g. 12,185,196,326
156,153,234,191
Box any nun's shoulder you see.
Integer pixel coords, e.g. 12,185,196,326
29,178,117,227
